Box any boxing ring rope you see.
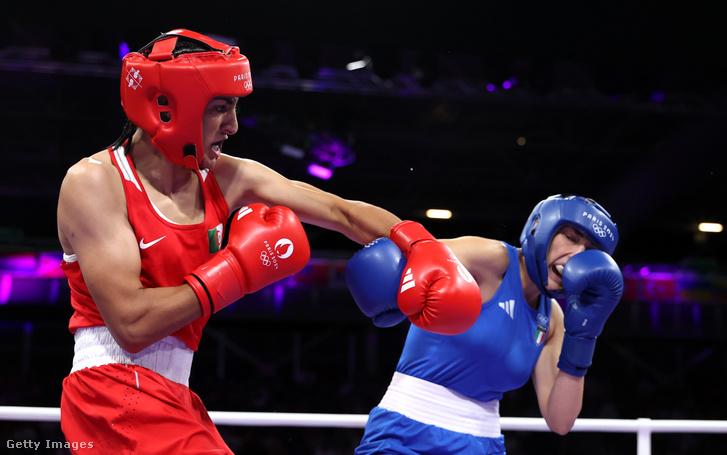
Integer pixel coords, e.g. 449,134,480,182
2,407,726,455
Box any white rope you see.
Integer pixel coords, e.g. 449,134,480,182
1,406,726,434
0,406,60,422
502,416,727,433
210,411,368,428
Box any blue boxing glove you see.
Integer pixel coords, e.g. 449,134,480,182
558,250,624,377
345,238,408,328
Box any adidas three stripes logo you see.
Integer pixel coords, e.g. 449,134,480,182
400,268,415,293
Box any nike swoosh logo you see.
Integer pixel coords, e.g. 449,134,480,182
139,236,166,249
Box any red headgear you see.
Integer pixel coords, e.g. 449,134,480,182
120,29,253,169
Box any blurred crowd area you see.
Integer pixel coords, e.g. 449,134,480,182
1,311,726,454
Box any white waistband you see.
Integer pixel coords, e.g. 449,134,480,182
71,326,194,387
378,372,501,438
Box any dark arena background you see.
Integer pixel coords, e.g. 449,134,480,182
1,1,726,454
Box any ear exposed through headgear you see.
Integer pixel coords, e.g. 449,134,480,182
120,29,253,169
520,194,618,299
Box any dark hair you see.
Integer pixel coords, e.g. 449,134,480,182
139,34,214,58
110,35,214,151
109,119,137,151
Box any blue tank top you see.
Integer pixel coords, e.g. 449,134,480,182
396,243,552,402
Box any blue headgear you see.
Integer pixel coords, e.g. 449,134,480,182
519,194,618,299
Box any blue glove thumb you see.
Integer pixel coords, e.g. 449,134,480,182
345,238,407,328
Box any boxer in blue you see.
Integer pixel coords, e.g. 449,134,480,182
345,194,624,454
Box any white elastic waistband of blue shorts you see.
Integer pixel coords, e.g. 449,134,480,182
378,371,501,438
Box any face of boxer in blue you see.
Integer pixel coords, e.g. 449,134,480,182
543,225,599,293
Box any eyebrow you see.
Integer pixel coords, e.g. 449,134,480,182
571,227,598,248
212,96,238,105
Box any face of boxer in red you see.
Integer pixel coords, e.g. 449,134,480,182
199,96,240,170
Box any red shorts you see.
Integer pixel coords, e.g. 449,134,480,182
61,363,233,454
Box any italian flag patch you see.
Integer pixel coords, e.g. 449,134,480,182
535,314,549,346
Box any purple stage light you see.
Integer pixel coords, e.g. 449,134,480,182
309,135,356,168
118,42,131,60
0,274,11,305
0,254,36,271
273,284,285,313
307,163,333,180
0,252,68,305
486,83,496,92
306,133,356,179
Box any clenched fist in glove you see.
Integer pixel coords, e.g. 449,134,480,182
185,204,311,317
345,238,408,328
390,221,482,335
558,249,624,377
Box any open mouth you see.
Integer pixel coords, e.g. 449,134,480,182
552,264,564,280
210,141,224,158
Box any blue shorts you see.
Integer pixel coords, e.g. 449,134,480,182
355,407,506,455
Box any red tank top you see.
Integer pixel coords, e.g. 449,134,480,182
61,146,230,351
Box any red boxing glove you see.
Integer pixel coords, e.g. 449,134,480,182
185,204,311,317
390,221,481,335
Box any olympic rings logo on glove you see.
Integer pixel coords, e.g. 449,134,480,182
259,238,295,269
